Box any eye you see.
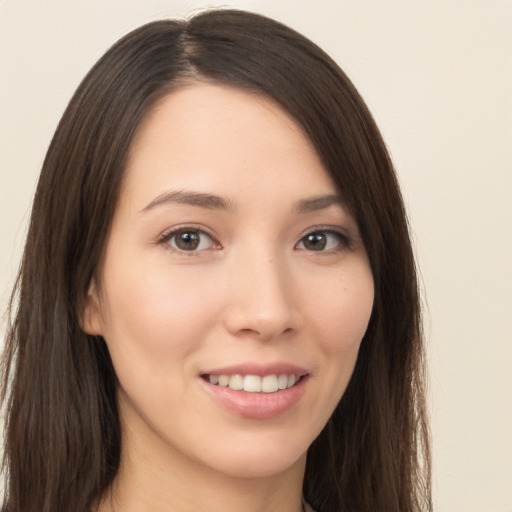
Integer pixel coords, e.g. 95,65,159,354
162,228,217,252
296,230,348,252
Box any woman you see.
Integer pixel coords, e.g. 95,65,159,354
1,9,431,512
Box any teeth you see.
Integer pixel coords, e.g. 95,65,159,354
243,375,262,392
261,375,279,393
228,374,243,391
208,373,301,393
218,375,230,387
277,374,288,389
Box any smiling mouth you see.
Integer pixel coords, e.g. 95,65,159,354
202,373,305,393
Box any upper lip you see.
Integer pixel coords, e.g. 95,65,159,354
201,362,309,378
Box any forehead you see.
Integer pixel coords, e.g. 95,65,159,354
120,83,338,210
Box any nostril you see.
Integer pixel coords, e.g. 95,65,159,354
236,325,294,339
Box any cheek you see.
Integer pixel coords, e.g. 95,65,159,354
97,264,224,431
305,264,374,354
296,265,374,436
304,261,373,409
98,253,222,371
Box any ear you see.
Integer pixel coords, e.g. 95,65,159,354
80,280,103,335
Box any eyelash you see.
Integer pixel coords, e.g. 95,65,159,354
157,226,351,254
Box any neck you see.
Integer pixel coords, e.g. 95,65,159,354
96,409,306,512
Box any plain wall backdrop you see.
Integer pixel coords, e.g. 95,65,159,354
1,1,511,510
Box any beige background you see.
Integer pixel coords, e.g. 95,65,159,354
1,1,511,510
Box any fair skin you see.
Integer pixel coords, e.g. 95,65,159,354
83,83,374,512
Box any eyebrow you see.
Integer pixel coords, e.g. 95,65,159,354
140,190,235,213
140,190,345,215
294,194,346,214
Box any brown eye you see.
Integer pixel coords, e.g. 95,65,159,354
296,230,347,252
303,233,327,250
167,229,215,252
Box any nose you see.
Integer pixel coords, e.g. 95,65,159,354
223,251,300,341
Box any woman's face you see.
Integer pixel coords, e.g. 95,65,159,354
84,84,374,480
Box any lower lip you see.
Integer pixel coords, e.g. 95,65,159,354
200,376,308,419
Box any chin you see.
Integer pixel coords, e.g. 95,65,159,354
193,430,310,480
207,449,307,480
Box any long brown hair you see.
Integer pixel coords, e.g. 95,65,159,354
1,9,431,512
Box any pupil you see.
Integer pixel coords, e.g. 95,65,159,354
305,233,326,250
177,232,200,250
